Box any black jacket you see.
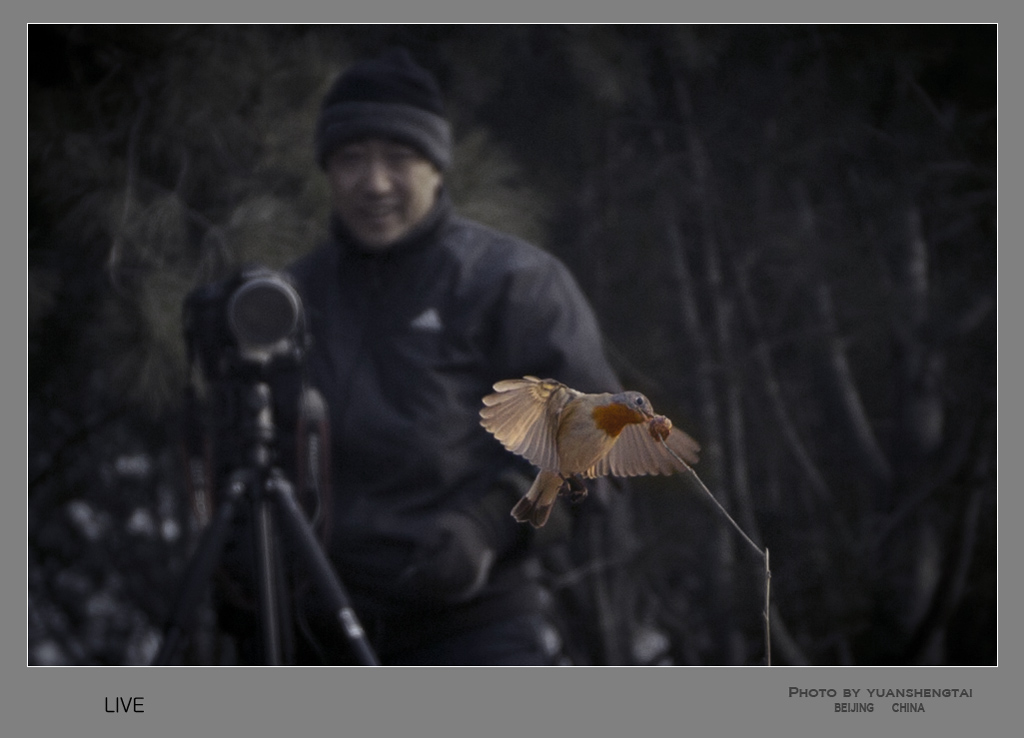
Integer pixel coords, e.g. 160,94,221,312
284,195,620,655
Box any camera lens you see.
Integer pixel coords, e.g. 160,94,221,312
228,275,301,354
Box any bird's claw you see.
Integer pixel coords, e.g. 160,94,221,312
558,473,589,503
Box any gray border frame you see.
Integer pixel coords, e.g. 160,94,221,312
15,9,1014,738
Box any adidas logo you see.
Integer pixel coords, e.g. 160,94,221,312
410,307,443,332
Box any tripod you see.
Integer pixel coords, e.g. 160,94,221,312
153,377,379,666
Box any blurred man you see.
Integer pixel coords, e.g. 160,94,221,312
226,47,622,665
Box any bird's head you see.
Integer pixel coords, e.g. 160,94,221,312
617,391,656,419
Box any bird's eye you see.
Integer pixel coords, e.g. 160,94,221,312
635,397,643,406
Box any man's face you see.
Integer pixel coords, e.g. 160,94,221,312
326,138,442,250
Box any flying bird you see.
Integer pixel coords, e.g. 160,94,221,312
480,376,700,527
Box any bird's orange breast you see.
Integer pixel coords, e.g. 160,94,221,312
591,403,647,438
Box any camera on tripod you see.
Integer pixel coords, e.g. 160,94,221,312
159,265,379,665
181,266,317,525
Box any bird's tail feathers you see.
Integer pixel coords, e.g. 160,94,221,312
511,495,554,528
511,470,562,528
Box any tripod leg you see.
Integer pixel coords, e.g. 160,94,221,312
152,481,244,665
253,496,284,665
265,473,380,666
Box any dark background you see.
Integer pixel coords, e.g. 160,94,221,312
28,24,995,666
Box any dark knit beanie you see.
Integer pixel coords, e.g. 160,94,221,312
315,48,452,171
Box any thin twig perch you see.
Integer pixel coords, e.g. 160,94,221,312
660,439,773,665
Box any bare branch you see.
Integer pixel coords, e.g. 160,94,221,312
794,183,893,485
902,205,930,331
813,281,893,484
731,255,841,515
873,409,982,548
768,603,811,666
763,548,772,666
952,290,995,338
902,466,990,663
106,97,150,293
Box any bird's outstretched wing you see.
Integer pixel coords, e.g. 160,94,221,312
480,376,577,471
588,424,700,478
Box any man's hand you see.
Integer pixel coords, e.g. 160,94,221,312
397,512,496,605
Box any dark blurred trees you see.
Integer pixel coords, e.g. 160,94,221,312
28,24,995,665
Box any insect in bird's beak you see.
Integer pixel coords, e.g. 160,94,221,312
648,414,673,441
